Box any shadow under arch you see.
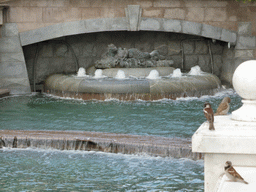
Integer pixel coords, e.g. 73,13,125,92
19,17,237,46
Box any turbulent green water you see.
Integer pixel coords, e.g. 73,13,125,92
0,149,204,192
0,89,241,138
0,89,242,191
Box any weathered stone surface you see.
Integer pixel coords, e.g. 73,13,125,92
183,41,194,54
0,23,31,94
184,55,198,70
139,18,161,31
163,19,182,32
195,41,208,54
236,36,256,50
238,22,252,36
202,24,222,40
164,8,185,20
220,29,237,45
182,21,202,36
234,50,254,58
125,5,141,31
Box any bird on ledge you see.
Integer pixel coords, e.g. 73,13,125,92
203,102,215,130
215,97,231,116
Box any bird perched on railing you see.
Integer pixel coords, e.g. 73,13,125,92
215,97,231,116
203,102,215,130
224,161,248,184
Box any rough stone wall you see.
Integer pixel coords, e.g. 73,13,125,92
23,31,224,86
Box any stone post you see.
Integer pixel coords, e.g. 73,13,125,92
0,23,31,94
192,60,256,191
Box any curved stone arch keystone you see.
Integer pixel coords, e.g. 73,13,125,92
19,17,237,46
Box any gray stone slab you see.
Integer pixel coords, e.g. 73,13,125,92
234,50,254,58
125,5,141,31
0,36,23,53
220,29,237,45
0,52,25,62
236,35,256,50
20,23,64,46
139,18,161,31
182,21,202,36
85,18,108,33
163,19,182,33
0,78,31,94
0,62,28,78
1,23,19,37
62,20,87,36
202,24,222,40
238,22,252,36
105,17,128,31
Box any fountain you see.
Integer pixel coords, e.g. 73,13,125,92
44,44,222,101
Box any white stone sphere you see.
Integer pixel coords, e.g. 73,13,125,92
232,60,256,100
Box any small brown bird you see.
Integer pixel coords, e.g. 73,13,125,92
203,102,215,130
215,97,231,116
224,161,248,184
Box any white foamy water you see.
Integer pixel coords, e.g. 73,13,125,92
77,67,87,77
115,70,126,79
188,65,204,76
172,68,182,78
146,70,161,79
94,69,106,78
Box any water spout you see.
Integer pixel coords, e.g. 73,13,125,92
94,69,106,78
171,68,182,78
77,67,87,77
188,65,204,76
115,70,126,79
146,70,161,79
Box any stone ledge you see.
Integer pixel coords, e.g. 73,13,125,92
192,115,256,154
20,18,238,46
0,130,201,160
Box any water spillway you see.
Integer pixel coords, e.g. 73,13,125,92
0,130,202,160
44,69,221,100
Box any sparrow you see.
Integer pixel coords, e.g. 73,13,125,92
224,161,248,184
215,97,231,116
203,102,215,130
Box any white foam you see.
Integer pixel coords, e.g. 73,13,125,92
146,70,161,79
188,65,204,76
77,67,87,77
115,70,126,79
94,69,106,79
171,68,182,78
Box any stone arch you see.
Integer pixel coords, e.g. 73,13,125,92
20,17,237,46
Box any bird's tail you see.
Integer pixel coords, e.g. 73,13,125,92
209,122,215,130
243,180,249,184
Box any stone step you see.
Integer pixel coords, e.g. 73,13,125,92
0,89,10,98
0,130,202,160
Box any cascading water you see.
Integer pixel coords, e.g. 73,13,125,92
0,90,241,191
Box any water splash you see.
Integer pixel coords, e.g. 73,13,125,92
77,67,87,77
115,70,126,79
171,68,182,78
188,66,204,76
146,70,161,79
94,69,106,78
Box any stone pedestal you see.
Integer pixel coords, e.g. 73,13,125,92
192,116,256,191
192,60,256,191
